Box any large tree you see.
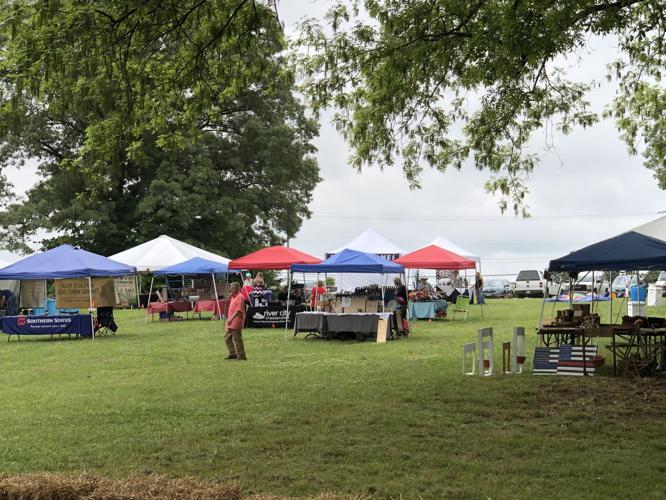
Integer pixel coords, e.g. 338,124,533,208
297,0,666,214
0,0,319,256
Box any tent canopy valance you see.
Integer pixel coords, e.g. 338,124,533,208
0,244,136,280
395,245,476,270
549,215,666,272
228,246,321,270
292,249,404,274
109,235,230,272
153,257,232,276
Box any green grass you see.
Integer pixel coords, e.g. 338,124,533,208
1,299,666,498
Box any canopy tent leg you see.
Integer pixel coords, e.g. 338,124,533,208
88,277,95,340
134,274,140,309
284,271,292,340
223,272,229,331
212,272,220,320
381,273,387,313
315,272,320,310
145,276,154,323
609,270,613,324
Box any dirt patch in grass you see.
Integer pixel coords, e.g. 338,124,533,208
0,473,365,499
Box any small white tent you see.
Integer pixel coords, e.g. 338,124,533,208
328,229,405,258
323,229,404,292
109,235,230,272
430,236,481,270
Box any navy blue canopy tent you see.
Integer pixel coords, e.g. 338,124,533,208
549,216,666,272
545,216,666,333
292,248,404,274
0,244,135,279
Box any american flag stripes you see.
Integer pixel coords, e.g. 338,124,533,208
532,345,598,376
533,347,558,374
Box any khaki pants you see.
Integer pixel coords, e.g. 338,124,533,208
225,328,246,359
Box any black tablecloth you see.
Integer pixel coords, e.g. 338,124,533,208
294,312,393,339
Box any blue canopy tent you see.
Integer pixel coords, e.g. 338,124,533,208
152,257,234,319
546,215,666,327
0,244,136,279
548,231,666,272
292,249,405,313
0,244,136,338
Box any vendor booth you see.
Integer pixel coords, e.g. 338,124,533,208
147,257,234,320
326,229,405,292
0,244,136,340
292,249,405,342
541,215,666,376
228,246,321,330
395,245,477,319
110,235,230,308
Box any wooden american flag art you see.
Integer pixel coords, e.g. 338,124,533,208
532,345,598,376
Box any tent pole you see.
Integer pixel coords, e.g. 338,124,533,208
590,271,596,314
609,271,613,324
134,274,140,310
381,273,387,313
88,277,95,340
145,276,154,323
284,271,292,339
315,272,320,310
403,268,409,320
212,272,220,320
223,272,229,330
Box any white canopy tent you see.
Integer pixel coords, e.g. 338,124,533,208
328,228,405,258
430,236,481,270
109,235,230,272
325,229,405,292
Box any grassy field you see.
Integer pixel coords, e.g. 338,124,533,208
1,298,666,498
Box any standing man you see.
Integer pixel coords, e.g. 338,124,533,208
0,289,18,316
225,282,247,360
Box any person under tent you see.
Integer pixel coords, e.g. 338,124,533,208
0,289,18,316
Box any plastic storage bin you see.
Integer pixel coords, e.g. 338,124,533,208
629,285,647,301
46,299,57,315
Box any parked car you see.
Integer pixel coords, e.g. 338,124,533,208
512,270,545,298
482,279,512,298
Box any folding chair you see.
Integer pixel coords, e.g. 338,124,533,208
94,306,118,336
452,296,470,320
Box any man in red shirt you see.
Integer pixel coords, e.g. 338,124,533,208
225,282,247,360
309,280,327,309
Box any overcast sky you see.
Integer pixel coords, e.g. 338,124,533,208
278,0,666,278
2,1,665,278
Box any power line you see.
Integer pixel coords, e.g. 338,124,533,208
308,210,659,222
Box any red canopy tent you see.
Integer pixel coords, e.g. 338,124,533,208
395,245,476,269
228,246,321,270
229,246,321,335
